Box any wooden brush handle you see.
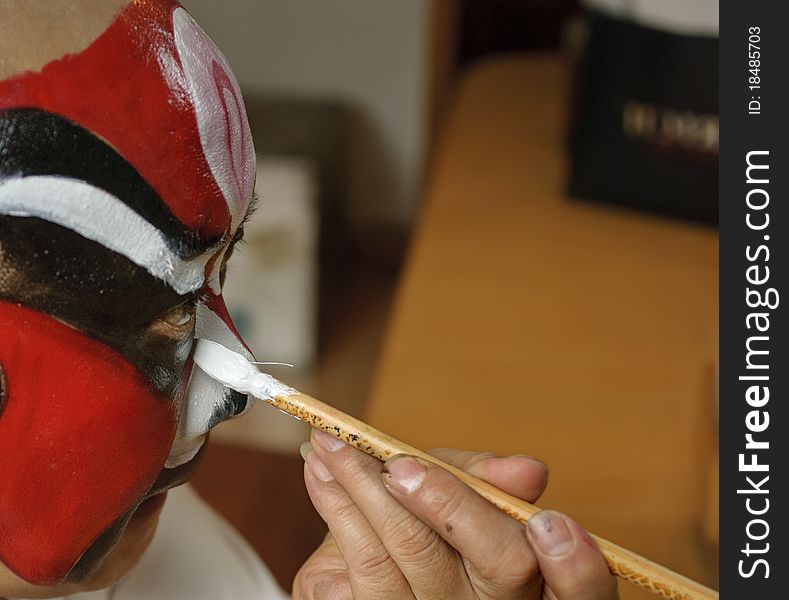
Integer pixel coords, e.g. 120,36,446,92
268,390,718,600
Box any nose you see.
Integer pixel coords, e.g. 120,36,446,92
205,389,250,430
165,292,253,469
228,389,249,416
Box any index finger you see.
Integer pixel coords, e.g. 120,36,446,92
309,430,475,599
428,449,549,503
382,454,541,600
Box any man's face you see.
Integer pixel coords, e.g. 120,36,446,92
0,0,255,589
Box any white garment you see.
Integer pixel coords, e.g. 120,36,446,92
39,485,288,600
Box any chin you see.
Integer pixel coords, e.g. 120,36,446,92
71,493,166,591
66,440,208,586
0,497,165,600
0,440,208,599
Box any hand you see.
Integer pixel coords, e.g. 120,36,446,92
293,430,619,599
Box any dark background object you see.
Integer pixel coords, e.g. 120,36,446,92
457,0,580,64
567,10,719,224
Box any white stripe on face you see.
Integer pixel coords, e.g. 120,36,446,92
0,176,251,471
173,7,256,231
0,176,213,295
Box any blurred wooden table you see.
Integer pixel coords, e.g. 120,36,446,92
366,55,718,599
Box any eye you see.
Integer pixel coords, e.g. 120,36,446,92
159,302,196,330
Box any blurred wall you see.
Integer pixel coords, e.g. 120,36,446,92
182,0,432,229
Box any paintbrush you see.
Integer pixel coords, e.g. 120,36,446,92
193,338,718,600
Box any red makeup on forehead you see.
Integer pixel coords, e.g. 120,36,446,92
0,0,253,239
0,302,179,585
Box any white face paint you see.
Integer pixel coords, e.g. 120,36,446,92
166,304,256,468
0,176,213,295
162,7,259,469
172,7,256,230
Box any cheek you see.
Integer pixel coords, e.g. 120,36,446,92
0,302,179,586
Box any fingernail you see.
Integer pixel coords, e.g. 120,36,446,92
306,451,334,482
313,429,345,452
527,511,575,557
382,455,427,494
299,441,312,461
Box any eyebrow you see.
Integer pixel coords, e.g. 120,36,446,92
225,191,259,250
243,191,259,226
236,192,259,238
2,108,217,261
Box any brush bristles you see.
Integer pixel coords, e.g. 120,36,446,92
193,339,256,394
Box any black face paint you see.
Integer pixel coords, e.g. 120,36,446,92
0,108,229,395
0,215,191,395
0,108,222,257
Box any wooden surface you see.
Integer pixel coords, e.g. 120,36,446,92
366,55,718,599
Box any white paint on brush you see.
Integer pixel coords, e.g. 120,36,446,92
0,176,210,295
193,339,295,400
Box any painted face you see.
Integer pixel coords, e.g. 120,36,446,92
0,0,255,586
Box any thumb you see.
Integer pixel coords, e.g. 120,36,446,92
526,510,619,600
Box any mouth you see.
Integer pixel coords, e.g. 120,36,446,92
65,441,209,583
130,491,168,522
164,388,248,468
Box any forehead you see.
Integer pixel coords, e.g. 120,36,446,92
0,0,129,80
0,0,255,242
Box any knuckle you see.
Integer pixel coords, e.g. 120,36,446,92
321,495,372,544
294,566,352,600
355,543,397,580
311,576,353,600
420,476,468,525
326,495,358,527
335,448,379,481
379,510,414,540
473,528,538,587
387,515,444,563
400,532,446,573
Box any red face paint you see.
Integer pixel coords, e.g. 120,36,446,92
0,0,253,239
0,302,178,585
0,0,256,585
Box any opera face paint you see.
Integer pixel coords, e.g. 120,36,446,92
0,0,255,585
